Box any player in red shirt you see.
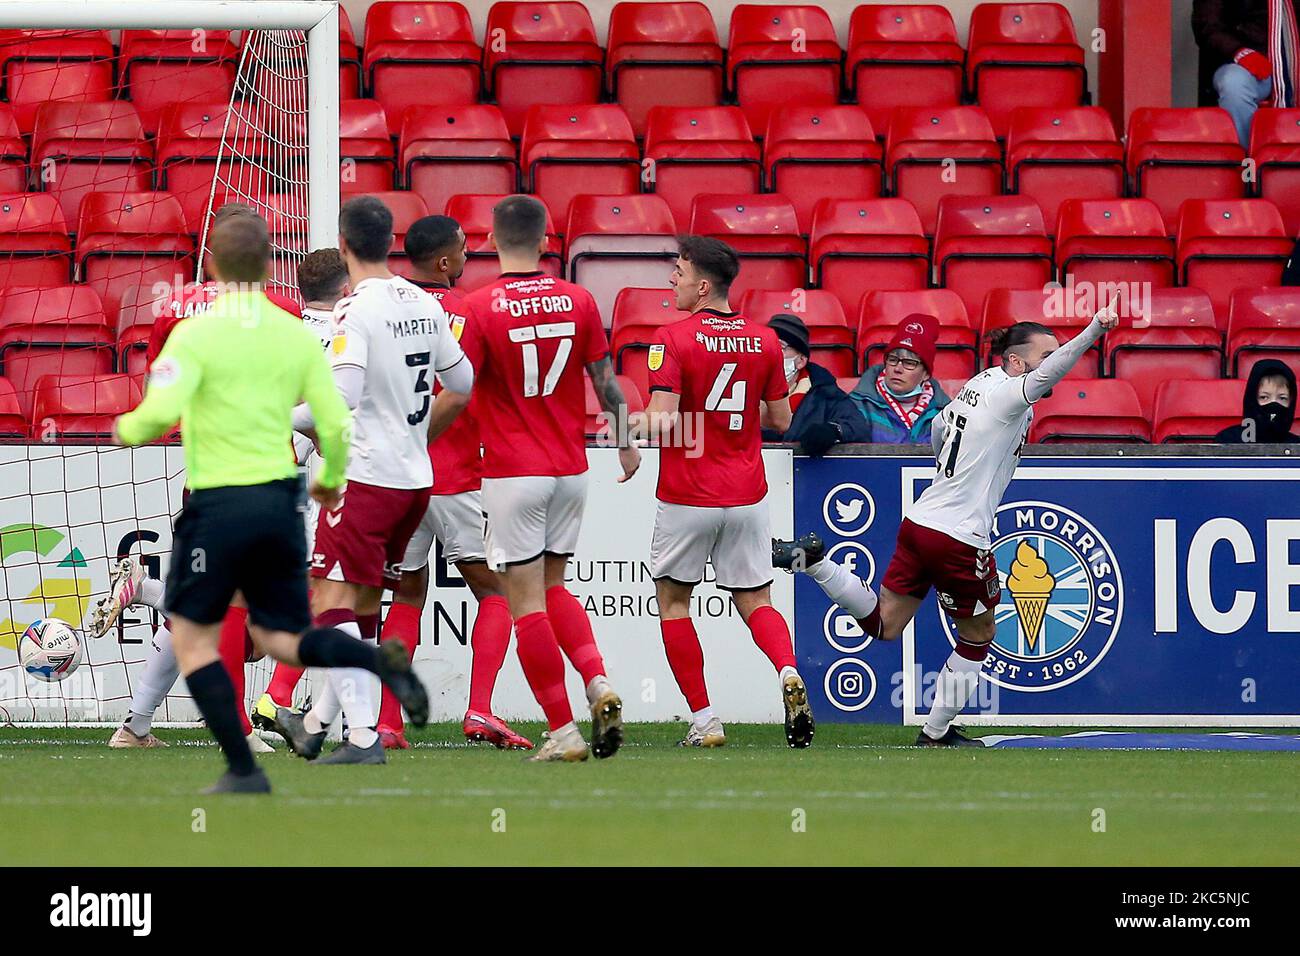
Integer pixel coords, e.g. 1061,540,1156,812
368,214,531,751
641,236,814,748
458,195,640,762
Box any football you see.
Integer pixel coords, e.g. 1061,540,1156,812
18,618,84,683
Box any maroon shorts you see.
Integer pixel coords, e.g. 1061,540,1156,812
311,481,432,589
881,518,1001,619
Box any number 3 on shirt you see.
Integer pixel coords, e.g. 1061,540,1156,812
406,351,430,425
510,323,574,398
705,362,746,431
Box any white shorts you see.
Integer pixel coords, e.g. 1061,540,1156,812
481,473,587,570
400,489,487,570
651,498,773,591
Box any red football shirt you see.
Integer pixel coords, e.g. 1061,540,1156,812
649,308,787,508
146,281,302,365
458,272,607,479
412,279,484,495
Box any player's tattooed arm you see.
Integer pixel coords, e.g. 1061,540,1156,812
588,356,641,482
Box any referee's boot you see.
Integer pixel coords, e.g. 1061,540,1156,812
314,736,385,765
202,768,271,795
376,640,429,727
273,706,326,760
915,726,983,748
772,532,825,572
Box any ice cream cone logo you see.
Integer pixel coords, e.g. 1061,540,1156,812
1007,540,1055,650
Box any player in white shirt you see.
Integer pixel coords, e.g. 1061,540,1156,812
277,197,474,765
774,304,1119,745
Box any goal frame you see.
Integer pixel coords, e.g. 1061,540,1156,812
0,0,341,252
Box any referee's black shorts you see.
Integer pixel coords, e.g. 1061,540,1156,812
165,478,310,633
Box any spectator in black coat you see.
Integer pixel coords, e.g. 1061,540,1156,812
761,313,870,455
1216,358,1299,443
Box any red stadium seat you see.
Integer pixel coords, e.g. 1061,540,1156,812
1105,288,1223,419
688,194,807,302
0,30,115,134
1127,108,1247,235
885,107,1003,235
726,5,843,133
338,99,396,194
610,287,689,401
584,371,645,438
1250,108,1300,236
966,3,1087,137
809,198,929,317
30,373,142,443
32,102,153,225
1055,198,1175,290
643,106,762,232
484,2,604,136
119,29,239,135
980,287,1102,377
0,376,26,439
0,105,23,193
400,105,517,219
607,2,724,137
763,106,883,234
1176,199,1292,324
356,190,431,275
1226,288,1300,380
156,103,269,235
1005,107,1124,234
340,6,363,96
740,288,856,376
1028,378,1150,443
846,5,964,133
0,286,114,420
857,288,977,379
364,2,482,134
114,284,168,377
933,196,1054,320
75,191,195,320
0,192,72,289
565,194,678,326
1152,378,1243,443
447,193,562,291
520,104,641,227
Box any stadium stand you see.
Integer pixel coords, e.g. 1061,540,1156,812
1152,379,1244,444
739,288,856,377
1226,288,1300,381
610,286,688,403
726,4,842,133
448,192,563,291
1005,106,1125,235
932,195,1054,320
400,104,518,217
687,193,806,302
810,198,930,317
763,105,883,234
565,194,678,327
1027,378,1150,444
885,106,1003,235
339,98,397,193
643,105,762,231
1250,108,1300,238
857,288,977,380
846,4,964,134
520,104,641,229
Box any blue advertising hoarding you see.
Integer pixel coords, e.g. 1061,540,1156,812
793,453,1300,726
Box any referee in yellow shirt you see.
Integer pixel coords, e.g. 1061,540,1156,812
113,211,428,794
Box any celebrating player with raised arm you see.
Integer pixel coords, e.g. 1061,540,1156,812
774,304,1120,746
276,196,473,765
458,195,639,763
642,237,814,749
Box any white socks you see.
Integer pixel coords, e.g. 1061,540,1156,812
125,622,177,736
778,665,800,686
585,674,611,705
134,577,166,612
808,558,879,621
690,706,715,728
922,649,985,740
304,619,379,749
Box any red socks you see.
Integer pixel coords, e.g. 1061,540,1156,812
218,605,251,735
545,585,605,686
514,611,572,730
660,616,709,711
747,605,797,673
265,662,304,708
468,595,512,714
377,602,420,732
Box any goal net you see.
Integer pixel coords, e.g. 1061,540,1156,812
0,1,338,726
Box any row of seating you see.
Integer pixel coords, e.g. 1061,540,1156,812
339,1,1089,136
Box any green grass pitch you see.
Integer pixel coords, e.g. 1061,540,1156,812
1,723,1297,866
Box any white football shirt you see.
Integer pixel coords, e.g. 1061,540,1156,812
906,367,1035,550
331,275,466,490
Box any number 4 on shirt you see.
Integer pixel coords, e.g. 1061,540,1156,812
706,362,746,431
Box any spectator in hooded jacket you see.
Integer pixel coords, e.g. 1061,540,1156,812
760,313,870,455
848,313,951,444
1216,358,1299,443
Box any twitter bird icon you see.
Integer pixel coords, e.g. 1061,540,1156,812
822,483,875,536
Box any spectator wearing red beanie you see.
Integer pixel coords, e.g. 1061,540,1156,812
848,313,952,444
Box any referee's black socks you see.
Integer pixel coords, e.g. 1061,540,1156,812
185,661,257,776
298,627,380,671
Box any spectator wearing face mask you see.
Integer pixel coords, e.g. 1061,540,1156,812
1216,359,1299,443
761,313,870,455
848,313,952,444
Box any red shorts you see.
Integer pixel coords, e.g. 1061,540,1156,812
881,518,1001,619
311,481,432,589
